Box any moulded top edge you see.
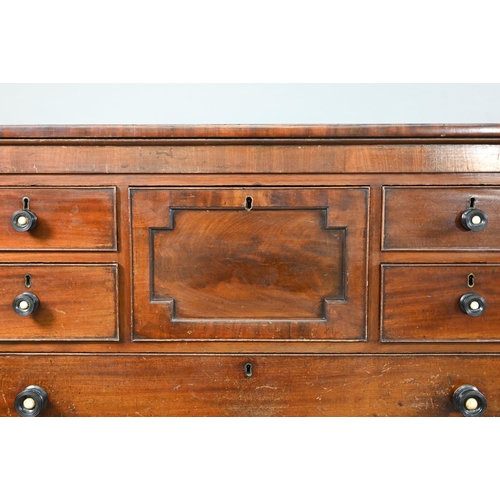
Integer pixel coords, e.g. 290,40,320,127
1,124,500,139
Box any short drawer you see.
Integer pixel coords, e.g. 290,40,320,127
381,264,500,342
0,264,118,341
0,187,117,250
383,186,500,251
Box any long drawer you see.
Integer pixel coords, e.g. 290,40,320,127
0,355,498,416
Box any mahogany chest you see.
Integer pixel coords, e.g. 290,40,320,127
1,124,499,416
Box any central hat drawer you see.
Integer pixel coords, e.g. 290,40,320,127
130,187,369,341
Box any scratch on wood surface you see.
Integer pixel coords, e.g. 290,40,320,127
2,393,11,416
339,381,356,388
256,386,278,390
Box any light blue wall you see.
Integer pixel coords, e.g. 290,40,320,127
1,83,499,124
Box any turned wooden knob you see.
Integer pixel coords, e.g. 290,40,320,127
461,208,488,231
14,385,49,417
12,292,39,316
453,385,487,417
459,293,486,317
11,209,37,232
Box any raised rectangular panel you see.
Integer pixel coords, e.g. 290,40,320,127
152,210,345,320
131,188,368,341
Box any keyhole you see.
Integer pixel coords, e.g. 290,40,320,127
244,363,253,377
22,197,30,210
245,196,253,211
467,273,475,288
469,197,476,209
24,274,32,289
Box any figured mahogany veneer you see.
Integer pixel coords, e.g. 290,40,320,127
1,124,500,417
131,188,368,340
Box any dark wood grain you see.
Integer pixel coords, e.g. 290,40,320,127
0,354,499,416
0,187,117,250
383,187,500,251
153,210,345,319
131,188,368,341
0,264,118,341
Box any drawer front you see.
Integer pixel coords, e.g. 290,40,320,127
0,355,498,416
0,264,118,341
131,188,368,341
383,187,500,251
0,187,117,250
382,264,500,342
